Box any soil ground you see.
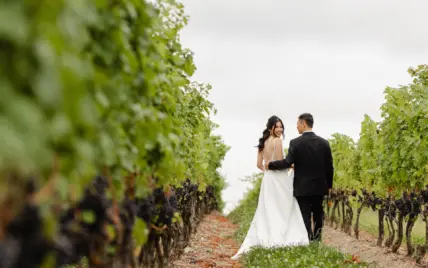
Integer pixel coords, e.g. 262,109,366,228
171,211,242,268
323,225,426,268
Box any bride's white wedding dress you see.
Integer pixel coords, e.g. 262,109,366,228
231,142,309,260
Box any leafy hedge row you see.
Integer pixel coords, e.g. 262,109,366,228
0,0,228,267
326,65,428,263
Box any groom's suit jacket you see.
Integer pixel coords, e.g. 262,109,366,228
268,132,334,197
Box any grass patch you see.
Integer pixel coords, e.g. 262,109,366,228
243,242,364,267
228,175,262,244
228,174,368,267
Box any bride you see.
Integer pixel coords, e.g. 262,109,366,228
231,115,309,260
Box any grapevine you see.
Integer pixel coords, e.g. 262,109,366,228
0,0,228,267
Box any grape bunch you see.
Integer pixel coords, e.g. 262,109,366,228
135,178,218,267
0,180,51,268
59,175,111,265
369,192,384,211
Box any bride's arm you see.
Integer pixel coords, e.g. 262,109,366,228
257,151,265,171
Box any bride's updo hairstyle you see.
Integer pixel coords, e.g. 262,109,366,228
257,115,284,152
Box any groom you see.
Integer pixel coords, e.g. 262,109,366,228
265,113,334,242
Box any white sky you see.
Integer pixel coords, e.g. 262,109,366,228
178,0,428,213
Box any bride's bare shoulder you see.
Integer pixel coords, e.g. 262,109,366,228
272,137,283,145
264,137,282,146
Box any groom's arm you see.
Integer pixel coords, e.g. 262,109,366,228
268,140,296,170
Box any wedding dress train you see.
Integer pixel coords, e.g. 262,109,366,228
231,168,309,260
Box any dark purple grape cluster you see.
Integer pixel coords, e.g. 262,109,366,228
0,196,50,268
55,175,111,266
420,185,428,203
137,178,218,266
371,196,384,211
408,190,422,218
136,195,155,224
152,187,175,227
386,197,397,219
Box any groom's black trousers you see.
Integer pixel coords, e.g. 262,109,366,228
296,196,324,241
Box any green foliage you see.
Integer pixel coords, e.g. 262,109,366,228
0,0,228,256
329,65,428,192
329,134,359,188
378,65,428,189
228,173,366,267
357,115,381,188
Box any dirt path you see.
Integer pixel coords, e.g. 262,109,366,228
171,211,241,268
171,211,428,267
323,225,425,268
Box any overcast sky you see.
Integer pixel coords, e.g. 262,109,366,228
178,0,428,213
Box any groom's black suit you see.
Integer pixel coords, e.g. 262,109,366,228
268,131,334,241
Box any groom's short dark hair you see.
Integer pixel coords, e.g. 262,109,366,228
298,113,314,128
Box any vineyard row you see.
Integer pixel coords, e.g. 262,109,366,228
323,65,427,262
1,0,228,268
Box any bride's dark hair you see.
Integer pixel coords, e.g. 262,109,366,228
257,115,284,152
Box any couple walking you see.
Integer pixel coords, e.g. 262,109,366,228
232,113,334,260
